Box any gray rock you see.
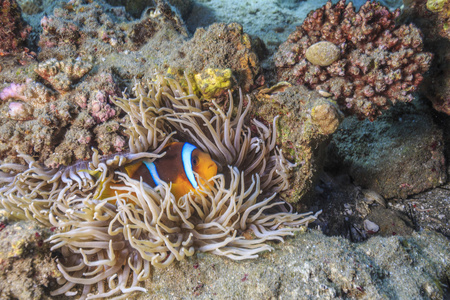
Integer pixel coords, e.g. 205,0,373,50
138,229,449,299
305,41,340,67
327,100,447,199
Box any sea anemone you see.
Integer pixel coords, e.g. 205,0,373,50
0,73,319,299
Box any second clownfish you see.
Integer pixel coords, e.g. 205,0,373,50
97,142,218,200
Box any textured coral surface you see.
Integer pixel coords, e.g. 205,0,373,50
0,0,31,55
0,0,271,168
0,215,59,300
402,0,450,115
275,0,432,120
253,83,343,206
0,58,123,168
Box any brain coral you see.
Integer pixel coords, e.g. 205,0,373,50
275,0,432,120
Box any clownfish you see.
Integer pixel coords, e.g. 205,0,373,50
96,142,218,200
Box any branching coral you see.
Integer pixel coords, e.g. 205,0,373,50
275,0,432,120
0,74,319,299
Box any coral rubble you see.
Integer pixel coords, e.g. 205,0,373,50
16,0,42,15
0,215,60,299
37,0,187,60
275,0,432,120
140,229,449,299
0,79,56,108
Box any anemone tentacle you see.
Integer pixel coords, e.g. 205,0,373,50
0,73,318,299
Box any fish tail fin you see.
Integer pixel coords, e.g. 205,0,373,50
124,161,143,177
79,169,128,203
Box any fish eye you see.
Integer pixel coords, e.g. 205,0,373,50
192,155,199,166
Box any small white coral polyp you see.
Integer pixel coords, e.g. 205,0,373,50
0,74,319,299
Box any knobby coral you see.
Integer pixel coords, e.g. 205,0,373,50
275,0,432,120
0,74,319,299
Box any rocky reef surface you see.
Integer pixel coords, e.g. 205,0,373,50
0,0,448,299
327,98,446,199
134,229,449,299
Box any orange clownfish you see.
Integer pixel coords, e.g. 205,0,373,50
98,142,218,200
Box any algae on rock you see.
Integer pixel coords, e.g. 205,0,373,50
253,83,344,207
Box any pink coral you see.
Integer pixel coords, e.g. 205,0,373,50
402,0,450,116
7,101,34,120
0,83,27,101
88,90,116,123
113,135,126,152
275,0,432,120
0,79,57,108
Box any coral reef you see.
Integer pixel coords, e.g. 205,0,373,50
135,229,449,299
38,4,127,60
0,74,319,299
1,101,34,120
16,0,42,15
0,215,60,299
88,90,116,122
105,0,193,20
125,0,188,50
0,0,31,56
0,0,268,168
0,62,124,167
37,0,187,60
34,58,93,93
274,0,432,120
0,78,56,108
402,0,450,115
93,120,126,154
168,23,263,93
253,83,344,206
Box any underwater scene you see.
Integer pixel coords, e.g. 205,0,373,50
0,0,449,298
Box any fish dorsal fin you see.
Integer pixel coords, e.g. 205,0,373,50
124,161,143,177
181,143,198,189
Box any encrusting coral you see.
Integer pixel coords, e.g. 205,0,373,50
0,59,127,168
275,0,433,120
0,78,56,109
16,0,42,15
0,74,319,299
34,58,93,93
251,83,344,207
37,0,188,60
0,0,31,56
